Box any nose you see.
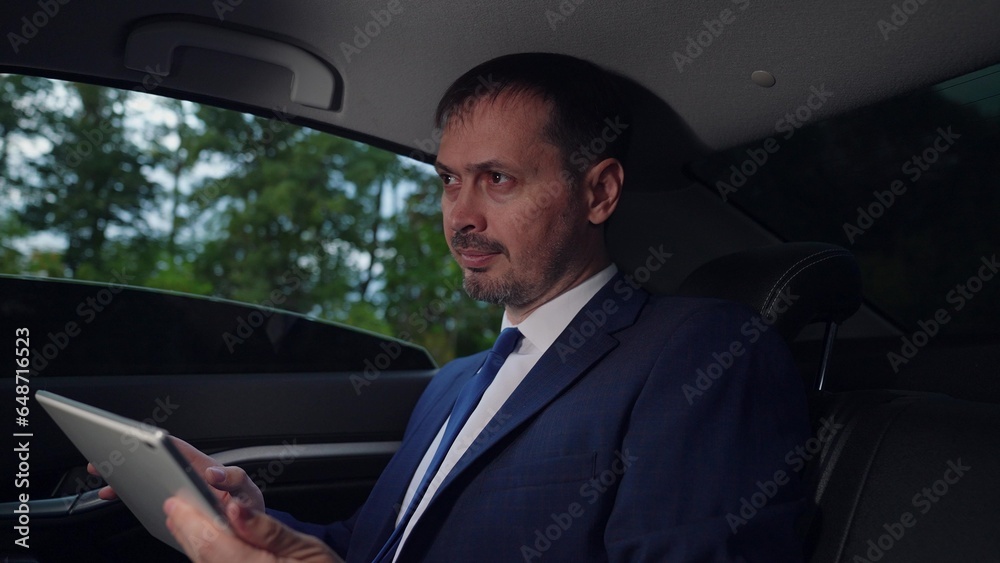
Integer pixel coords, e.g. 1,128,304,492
444,186,485,234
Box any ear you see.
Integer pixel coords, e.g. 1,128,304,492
583,158,624,225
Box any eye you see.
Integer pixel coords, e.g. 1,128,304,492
439,173,456,186
488,172,511,185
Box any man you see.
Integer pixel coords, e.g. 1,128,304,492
115,53,810,562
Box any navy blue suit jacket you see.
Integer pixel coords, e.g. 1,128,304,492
271,274,810,562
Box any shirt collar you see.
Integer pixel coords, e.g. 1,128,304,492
501,264,618,354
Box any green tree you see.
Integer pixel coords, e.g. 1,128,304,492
185,107,499,361
8,81,159,278
2,76,500,363
380,173,500,361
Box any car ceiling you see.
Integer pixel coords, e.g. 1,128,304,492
2,0,996,339
4,0,999,158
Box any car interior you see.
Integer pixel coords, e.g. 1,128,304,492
1,1,998,561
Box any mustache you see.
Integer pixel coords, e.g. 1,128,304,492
451,232,507,256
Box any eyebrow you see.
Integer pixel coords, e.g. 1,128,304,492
434,159,511,175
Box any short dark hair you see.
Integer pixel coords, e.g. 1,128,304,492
435,53,630,185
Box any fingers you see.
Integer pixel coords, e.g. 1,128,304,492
164,497,340,563
204,465,266,512
164,496,248,563
204,465,248,495
226,502,341,562
171,436,220,472
166,437,264,511
204,465,240,491
89,439,259,510
97,486,118,501
87,462,118,500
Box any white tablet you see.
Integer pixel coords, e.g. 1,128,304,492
36,390,229,552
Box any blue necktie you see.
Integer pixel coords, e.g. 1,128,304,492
373,327,523,562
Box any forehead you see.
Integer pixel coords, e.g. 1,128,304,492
438,92,555,157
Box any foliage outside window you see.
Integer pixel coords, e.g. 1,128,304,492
0,76,499,363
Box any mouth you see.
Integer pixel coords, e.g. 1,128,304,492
455,250,500,270
451,232,506,270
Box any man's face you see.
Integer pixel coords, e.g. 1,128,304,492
435,92,595,316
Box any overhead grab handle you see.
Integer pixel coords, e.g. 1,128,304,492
124,21,339,110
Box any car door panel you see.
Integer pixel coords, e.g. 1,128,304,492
1,276,435,561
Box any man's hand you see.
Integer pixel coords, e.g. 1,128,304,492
86,436,265,512
164,496,343,563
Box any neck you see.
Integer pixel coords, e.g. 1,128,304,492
503,254,612,325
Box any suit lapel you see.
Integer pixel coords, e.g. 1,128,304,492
429,275,649,504
359,353,487,561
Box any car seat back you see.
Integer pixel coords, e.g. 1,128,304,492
678,243,1000,562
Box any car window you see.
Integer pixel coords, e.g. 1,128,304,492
0,75,501,363
690,63,1000,339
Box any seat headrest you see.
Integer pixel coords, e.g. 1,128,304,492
677,243,863,341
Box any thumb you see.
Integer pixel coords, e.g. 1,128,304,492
226,503,340,562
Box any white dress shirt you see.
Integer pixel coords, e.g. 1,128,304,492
392,264,618,557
